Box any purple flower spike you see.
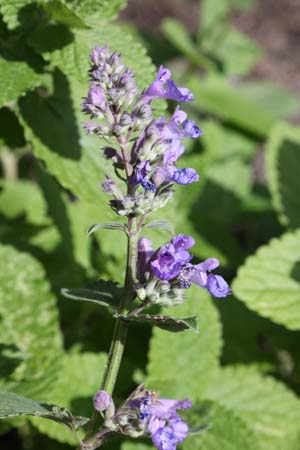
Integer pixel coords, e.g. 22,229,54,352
172,168,199,185
94,390,111,412
206,274,231,298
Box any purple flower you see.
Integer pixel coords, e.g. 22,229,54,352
141,66,194,103
90,45,109,65
82,86,107,117
171,168,199,185
94,390,112,412
171,234,195,250
150,236,193,280
182,120,202,138
206,274,231,298
136,395,192,450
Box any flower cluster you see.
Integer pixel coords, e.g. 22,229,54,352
136,234,231,306
83,46,231,450
82,46,201,217
94,386,192,450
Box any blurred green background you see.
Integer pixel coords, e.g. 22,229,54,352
1,0,300,449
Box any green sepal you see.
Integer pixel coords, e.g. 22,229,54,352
117,314,198,333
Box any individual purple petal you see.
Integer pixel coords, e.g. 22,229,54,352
182,120,202,138
206,274,231,298
151,255,182,281
93,390,111,412
152,426,178,450
169,418,189,442
135,160,151,183
164,80,194,102
171,168,199,185
196,258,220,272
171,235,195,251
141,67,193,104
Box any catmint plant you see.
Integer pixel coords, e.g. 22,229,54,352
78,45,230,450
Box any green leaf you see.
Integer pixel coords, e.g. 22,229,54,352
69,0,126,21
0,245,63,397
266,123,300,228
87,222,127,236
143,219,175,235
183,400,262,450
61,280,122,310
213,28,262,76
147,288,222,400
162,18,213,70
232,230,300,330
239,82,300,119
31,351,106,443
118,314,198,333
0,389,84,426
0,55,45,107
187,75,275,137
43,0,89,28
0,179,49,226
204,366,300,450
0,0,37,30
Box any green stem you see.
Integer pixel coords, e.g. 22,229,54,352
83,216,138,442
101,215,138,393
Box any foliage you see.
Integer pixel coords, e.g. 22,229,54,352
0,0,300,449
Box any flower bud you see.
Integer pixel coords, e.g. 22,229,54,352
94,390,111,412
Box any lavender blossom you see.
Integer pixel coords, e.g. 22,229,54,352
141,235,230,299
140,66,194,103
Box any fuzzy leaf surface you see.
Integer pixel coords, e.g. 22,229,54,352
232,230,300,330
266,123,300,228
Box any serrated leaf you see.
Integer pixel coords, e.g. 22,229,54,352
31,351,106,444
0,245,63,397
118,314,198,333
232,230,300,330
183,400,262,450
43,0,88,28
266,123,300,228
187,75,275,137
69,0,126,22
87,222,127,236
143,219,175,235
0,389,75,424
147,288,221,400
61,280,122,310
204,366,300,450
